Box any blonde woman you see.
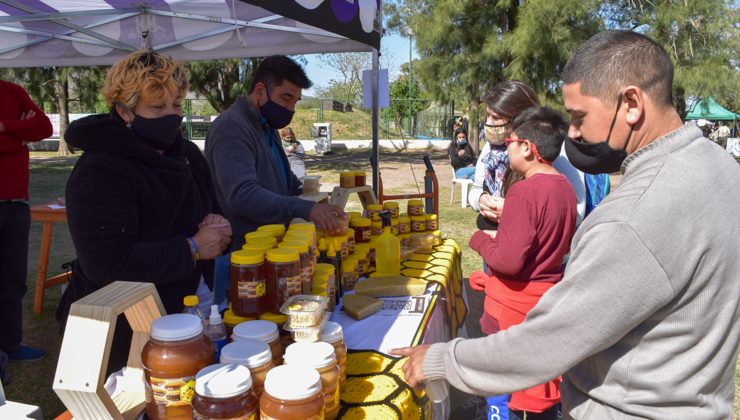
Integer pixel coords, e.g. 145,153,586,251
280,127,306,179
56,51,231,375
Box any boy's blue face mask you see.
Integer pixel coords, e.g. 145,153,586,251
259,87,294,129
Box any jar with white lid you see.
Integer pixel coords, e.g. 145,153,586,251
231,320,284,365
260,365,324,419
284,341,340,420
220,339,275,397
320,321,347,386
142,314,214,420
192,363,258,419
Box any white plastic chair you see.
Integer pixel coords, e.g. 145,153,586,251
450,165,473,208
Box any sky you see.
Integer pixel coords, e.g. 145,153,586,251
301,31,418,97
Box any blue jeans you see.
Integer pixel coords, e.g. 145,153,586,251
455,167,476,180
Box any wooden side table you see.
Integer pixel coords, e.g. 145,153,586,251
30,203,69,314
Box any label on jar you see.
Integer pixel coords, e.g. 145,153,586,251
195,412,255,420
149,375,196,406
412,221,426,232
399,223,410,234
361,228,371,241
283,274,302,297
238,280,267,299
426,221,438,230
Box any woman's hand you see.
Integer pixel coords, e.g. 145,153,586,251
192,216,232,260
479,194,504,222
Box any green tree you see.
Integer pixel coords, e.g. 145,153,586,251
384,66,428,138
187,58,262,112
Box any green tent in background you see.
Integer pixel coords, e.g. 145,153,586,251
686,97,739,121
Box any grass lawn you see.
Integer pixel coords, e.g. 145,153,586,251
7,149,740,419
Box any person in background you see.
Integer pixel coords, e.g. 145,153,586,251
448,128,476,180
205,55,346,251
468,106,577,420
280,127,306,179
0,79,52,370
392,30,740,420
57,51,231,375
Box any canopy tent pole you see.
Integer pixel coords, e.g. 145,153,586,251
371,47,379,197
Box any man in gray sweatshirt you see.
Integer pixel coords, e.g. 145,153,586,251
393,31,740,419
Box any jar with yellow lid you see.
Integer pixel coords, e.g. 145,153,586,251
219,341,273,398
366,203,383,221
341,258,358,291
411,215,427,232
382,201,399,218
367,238,378,266
398,233,412,247
230,250,268,318
432,230,443,246
346,211,362,222
260,311,293,349
353,243,369,276
371,220,383,236
265,248,301,311
257,224,286,242
346,229,355,254
259,365,325,420
284,342,340,419
351,217,371,243
426,213,439,231
314,264,336,310
320,321,347,387
407,199,424,216
247,235,277,248
283,231,316,274
241,242,273,255
232,320,284,366
192,363,258,420
339,171,356,188
244,230,274,244
278,241,312,294
398,215,411,234
390,217,400,236
287,222,317,244
354,171,366,187
223,307,255,339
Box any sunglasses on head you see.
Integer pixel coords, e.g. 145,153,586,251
504,137,550,164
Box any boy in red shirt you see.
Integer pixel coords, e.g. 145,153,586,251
468,106,577,419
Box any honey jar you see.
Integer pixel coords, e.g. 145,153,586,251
407,199,424,216
220,339,274,397
230,250,268,318
260,365,324,419
426,214,439,231
257,224,286,242
232,320,284,366
354,171,366,186
366,204,383,221
192,364,258,419
284,342,340,419
339,172,356,188
371,220,383,236
259,311,294,349
266,248,302,309
341,257,358,291
320,321,347,387
278,241,312,294
142,314,214,420
223,308,255,339
411,215,427,232
382,201,399,218
398,215,411,234
351,217,372,243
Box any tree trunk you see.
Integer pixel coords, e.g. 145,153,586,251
469,99,481,154
56,70,72,156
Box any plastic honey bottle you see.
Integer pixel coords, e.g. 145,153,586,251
375,211,400,276
326,243,342,305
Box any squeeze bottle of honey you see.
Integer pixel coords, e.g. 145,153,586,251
375,211,400,276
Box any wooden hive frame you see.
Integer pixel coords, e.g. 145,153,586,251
53,281,165,420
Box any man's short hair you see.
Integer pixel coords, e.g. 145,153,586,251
249,56,312,93
510,106,569,162
561,30,674,108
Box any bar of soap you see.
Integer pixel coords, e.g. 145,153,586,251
355,276,428,297
342,294,383,320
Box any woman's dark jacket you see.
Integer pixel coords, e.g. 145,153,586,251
56,113,219,373
447,142,476,170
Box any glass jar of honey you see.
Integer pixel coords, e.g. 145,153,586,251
346,229,355,254
411,215,427,232
230,250,268,318
257,224,286,242
260,311,294,349
382,201,399,218
398,215,411,234
220,339,274,398
341,257,358,292
284,342,340,419
260,365,324,419
371,220,383,237
223,307,255,339
339,172,356,188
142,314,214,420
192,363,258,420
266,248,301,309
278,241,312,294
320,321,347,387
351,217,371,243
407,199,424,216
354,171,366,187
426,213,439,231
232,320,284,366
244,230,274,245
390,218,400,236
366,204,383,221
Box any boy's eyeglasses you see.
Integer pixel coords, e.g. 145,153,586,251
504,137,550,164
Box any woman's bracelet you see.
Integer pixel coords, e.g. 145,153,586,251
186,237,199,263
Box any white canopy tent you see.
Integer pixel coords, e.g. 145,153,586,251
0,0,383,188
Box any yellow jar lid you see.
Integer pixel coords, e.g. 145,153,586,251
231,249,265,265
242,242,273,253
278,240,309,254
288,223,316,232
284,231,312,242
383,201,399,209
354,171,366,176
346,211,362,221
433,230,442,236
259,311,287,324
244,230,273,243
367,204,383,211
371,220,382,227
399,216,410,223
411,216,426,222
408,199,423,205
257,224,286,235
224,309,255,326
248,236,278,247
351,217,371,227
340,172,355,178
316,263,335,273
183,295,199,307
266,247,299,263
426,214,438,220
